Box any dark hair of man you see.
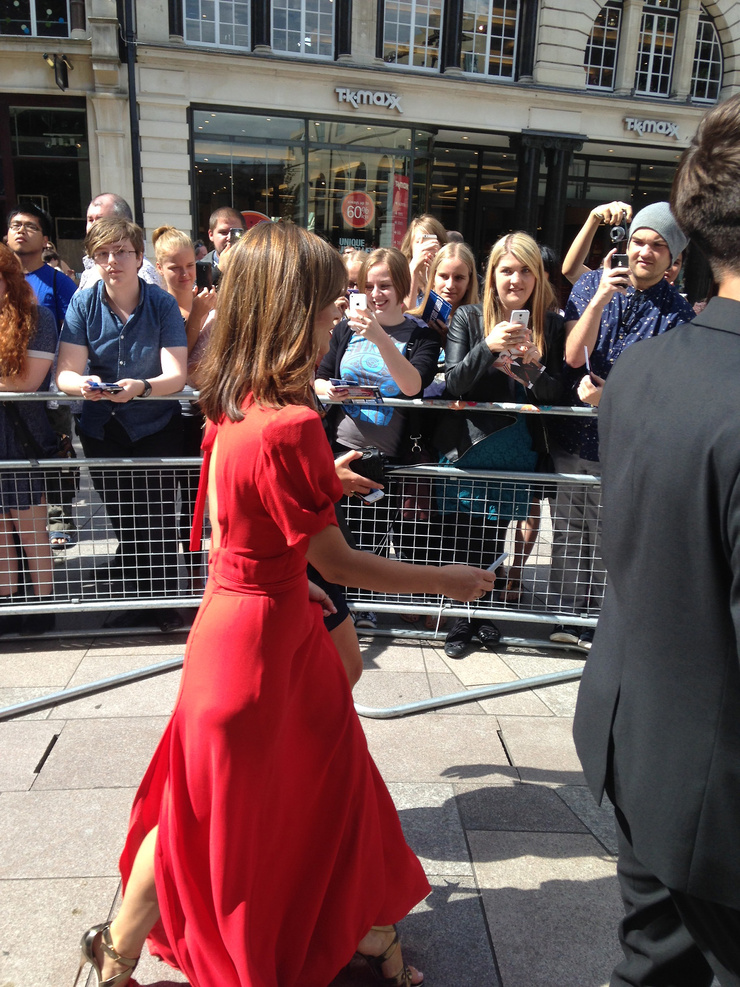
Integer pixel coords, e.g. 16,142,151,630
198,222,346,422
7,201,53,239
671,94,740,278
208,206,245,232
91,193,133,221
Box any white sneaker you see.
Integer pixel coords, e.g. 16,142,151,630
549,624,580,645
353,611,377,629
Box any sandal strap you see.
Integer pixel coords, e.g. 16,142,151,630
100,926,139,970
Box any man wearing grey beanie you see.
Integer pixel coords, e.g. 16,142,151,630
546,200,694,649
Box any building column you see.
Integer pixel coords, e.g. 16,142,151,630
167,0,183,42
671,0,701,100
375,0,386,62
542,136,583,256
510,133,543,236
251,0,272,53
70,0,86,37
614,0,642,95
348,0,380,65
441,0,463,76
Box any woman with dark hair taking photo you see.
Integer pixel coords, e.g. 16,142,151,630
72,222,493,987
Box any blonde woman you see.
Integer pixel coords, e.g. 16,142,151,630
436,232,565,658
409,241,479,339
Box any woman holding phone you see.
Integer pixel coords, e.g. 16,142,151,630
71,222,494,987
436,232,565,658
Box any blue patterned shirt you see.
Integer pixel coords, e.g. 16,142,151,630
552,270,694,461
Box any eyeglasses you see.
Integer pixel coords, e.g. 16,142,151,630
92,249,138,264
8,221,42,234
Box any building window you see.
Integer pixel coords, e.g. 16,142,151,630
460,0,519,78
184,0,250,48
0,0,69,36
272,0,334,57
691,10,722,103
383,0,443,68
584,0,621,91
634,0,680,97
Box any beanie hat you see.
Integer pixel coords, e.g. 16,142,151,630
628,201,688,262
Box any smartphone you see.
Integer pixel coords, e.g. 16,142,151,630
349,293,367,312
229,227,244,246
487,552,508,573
421,233,437,241
86,381,124,394
360,488,385,504
612,253,629,268
195,260,213,290
584,346,600,386
510,309,530,328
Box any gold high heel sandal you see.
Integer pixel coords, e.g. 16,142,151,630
72,923,139,987
358,925,423,987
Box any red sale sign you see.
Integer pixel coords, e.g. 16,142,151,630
341,191,375,230
241,210,271,230
391,176,409,249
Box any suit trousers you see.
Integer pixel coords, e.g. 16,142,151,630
611,799,740,986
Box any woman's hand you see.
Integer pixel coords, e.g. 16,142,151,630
314,379,350,401
577,372,605,407
334,450,384,498
519,343,543,366
438,564,496,602
485,320,531,354
80,376,106,401
348,307,386,346
105,378,147,403
190,285,217,325
308,579,338,618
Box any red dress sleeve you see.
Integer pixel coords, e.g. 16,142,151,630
258,406,343,555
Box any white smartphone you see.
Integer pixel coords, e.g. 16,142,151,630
487,552,508,573
360,488,385,504
510,309,530,328
349,293,367,312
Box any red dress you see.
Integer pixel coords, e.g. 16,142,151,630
119,400,430,987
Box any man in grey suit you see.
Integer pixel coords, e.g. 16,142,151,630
573,95,740,986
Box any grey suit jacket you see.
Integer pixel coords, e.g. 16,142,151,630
573,296,740,909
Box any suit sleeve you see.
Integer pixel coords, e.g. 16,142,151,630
729,467,740,674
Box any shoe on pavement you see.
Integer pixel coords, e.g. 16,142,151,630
444,617,473,659
550,624,580,645
578,629,594,651
477,621,501,650
353,611,377,629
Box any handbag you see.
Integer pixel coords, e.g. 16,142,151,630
2,401,79,503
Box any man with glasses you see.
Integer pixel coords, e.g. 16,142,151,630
546,203,694,648
6,202,77,331
77,193,164,293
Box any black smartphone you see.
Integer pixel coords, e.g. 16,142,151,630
229,227,244,246
195,260,213,290
612,253,629,268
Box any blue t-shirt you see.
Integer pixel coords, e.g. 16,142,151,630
25,264,77,333
61,279,187,441
553,270,694,461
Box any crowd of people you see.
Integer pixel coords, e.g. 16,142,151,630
1,93,738,987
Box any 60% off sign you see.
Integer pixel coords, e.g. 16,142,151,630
341,191,375,230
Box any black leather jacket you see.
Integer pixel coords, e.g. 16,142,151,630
436,304,566,462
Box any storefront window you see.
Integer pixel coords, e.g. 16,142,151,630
0,0,69,36
192,109,431,251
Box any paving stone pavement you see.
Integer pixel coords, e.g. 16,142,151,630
0,613,627,987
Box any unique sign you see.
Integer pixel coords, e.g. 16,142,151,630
341,191,375,230
624,117,679,139
335,87,403,112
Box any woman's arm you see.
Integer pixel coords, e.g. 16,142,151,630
108,345,188,402
0,355,53,393
348,311,422,395
306,523,494,601
57,341,95,396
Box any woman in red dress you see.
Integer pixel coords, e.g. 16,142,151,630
73,223,494,987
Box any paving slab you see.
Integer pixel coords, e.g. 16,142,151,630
0,787,135,878
557,785,619,855
85,634,189,656
428,672,486,714
0,720,63,790
498,714,586,785
48,653,182,719
454,779,589,833
33,717,168,790
353,670,433,712
469,830,622,987
359,639,428,672
0,685,54,719
436,648,525,686
475,684,555,717
361,713,517,784
0,644,85,688
0,876,120,987
389,781,473,876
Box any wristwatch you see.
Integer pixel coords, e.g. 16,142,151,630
138,379,152,398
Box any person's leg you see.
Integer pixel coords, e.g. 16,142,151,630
93,827,160,983
10,502,54,598
549,446,593,616
329,613,363,689
670,891,740,987
611,807,714,987
505,501,541,602
357,925,423,986
0,516,20,598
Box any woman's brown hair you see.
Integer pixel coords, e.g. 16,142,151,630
399,214,448,261
198,223,346,422
0,242,37,377
483,232,548,357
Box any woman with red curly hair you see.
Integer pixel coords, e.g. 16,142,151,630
0,242,58,634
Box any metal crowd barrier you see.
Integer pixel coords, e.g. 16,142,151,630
0,393,600,721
